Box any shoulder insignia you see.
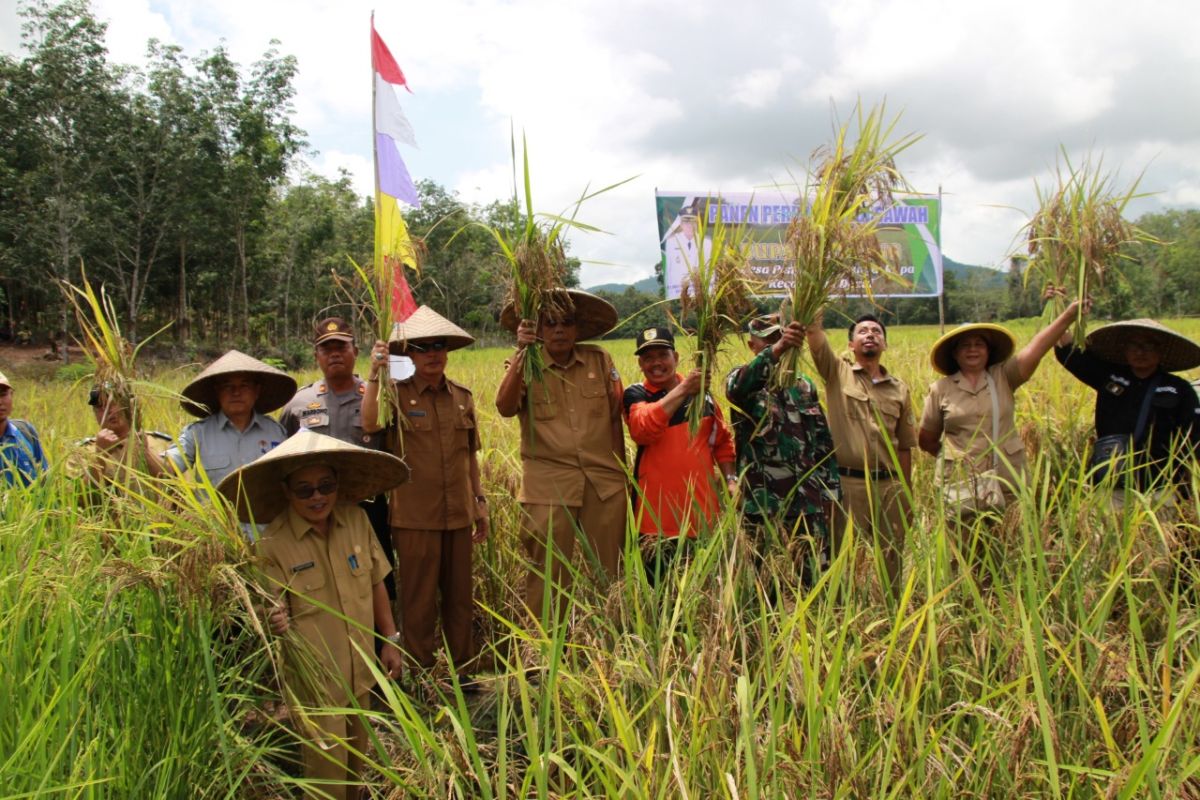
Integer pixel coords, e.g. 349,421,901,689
316,383,327,394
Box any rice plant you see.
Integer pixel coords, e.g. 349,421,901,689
674,196,758,435
1025,149,1158,346
776,102,919,389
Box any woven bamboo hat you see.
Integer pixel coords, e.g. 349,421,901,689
180,350,298,418
216,430,409,523
0,370,11,390
929,323,1017,376
1085,319,1200,372
499,288,617,342
387,306,474,354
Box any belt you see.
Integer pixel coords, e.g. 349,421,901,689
837,466,896,481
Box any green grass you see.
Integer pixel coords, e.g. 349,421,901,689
2,320,1199,797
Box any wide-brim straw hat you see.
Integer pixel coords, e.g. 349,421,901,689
180,349,298,418
929,323,1017,376
216,430,409,523
1085,319,1200,372
388,306,475,354
499,289,618,342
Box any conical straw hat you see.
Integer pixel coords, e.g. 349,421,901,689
1084,319,1200,372
387,306,474,354
180,350,298,418
216,430,409,523
499,288,617,342
928,323,1017,376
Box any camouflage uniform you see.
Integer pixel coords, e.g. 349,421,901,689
725,348,840,542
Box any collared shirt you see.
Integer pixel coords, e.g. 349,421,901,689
921,359,1027,486
725,349,840,522
278,376,383,450
0,419,48,487
255,504,389,705
623,374,734,538
508,343,626,506
387,373,479,530
810,335,917,471
1056,344,1200,488
66,431,172,493
164,411,285,486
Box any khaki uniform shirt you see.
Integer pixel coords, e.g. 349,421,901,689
920,359,1028,486
387,375,479,530
256,504,389,705
811,335,917,472
278,377,383,450
508,344,626,505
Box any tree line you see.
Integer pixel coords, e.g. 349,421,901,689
3,1,1197,364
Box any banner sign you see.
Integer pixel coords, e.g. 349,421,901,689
655,190,942,300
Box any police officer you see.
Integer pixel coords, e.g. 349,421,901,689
278,317,395,601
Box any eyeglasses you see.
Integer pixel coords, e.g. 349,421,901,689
408,340,448,353
289,479,338,499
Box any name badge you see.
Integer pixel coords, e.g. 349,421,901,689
291,561,315,573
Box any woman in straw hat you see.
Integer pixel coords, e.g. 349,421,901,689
361,306,488,688
217,430,408,800
163,350,296,488
1055,317,1200,500
918,303,1083,566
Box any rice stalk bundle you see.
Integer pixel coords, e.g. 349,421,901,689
775,103,918,389
348,207,425,429
675,198,758,435
58,268,170,448
481,131,636,388
1024,150,1156,347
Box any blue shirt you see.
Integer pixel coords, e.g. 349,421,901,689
0,419,49,487
164,411,285,487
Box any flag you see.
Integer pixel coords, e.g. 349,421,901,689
376,194,419,321
375,73,418,148
372,16,419,326
371,18,410,91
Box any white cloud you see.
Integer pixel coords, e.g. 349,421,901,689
3,0,1198,287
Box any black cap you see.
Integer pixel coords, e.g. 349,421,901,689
314,317,355,345
635,326,675,354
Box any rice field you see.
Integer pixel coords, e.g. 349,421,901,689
2,318,1199,798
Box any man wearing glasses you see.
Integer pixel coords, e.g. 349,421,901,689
279,317,397,618
362,307,487,687
1055,318,1200,505
495,289,627,622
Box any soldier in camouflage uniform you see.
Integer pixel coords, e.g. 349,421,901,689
725,315,839,580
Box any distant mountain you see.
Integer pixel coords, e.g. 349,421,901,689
942,256,1007,290
587,276,660,295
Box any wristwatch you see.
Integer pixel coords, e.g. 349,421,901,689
385,632,402,646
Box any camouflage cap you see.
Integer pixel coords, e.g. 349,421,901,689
747,314,782,339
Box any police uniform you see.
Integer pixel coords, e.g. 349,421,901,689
256,503,389,800
387,373,480,673
278,377,383,449
811,334,917,592
508,343,627,619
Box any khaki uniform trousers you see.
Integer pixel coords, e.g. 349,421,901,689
391,525,475,673
300,692,370,800
831,475,911,600
521,480,626,621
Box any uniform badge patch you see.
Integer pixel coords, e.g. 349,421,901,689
1105,381,1125,396
306,401,321,409
643,327,658,340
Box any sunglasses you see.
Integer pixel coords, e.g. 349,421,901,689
408,341,448,353
289,479,338,499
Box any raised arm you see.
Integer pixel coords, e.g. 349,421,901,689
361,339,389,434
1014,300,1083,384
495,321,537,418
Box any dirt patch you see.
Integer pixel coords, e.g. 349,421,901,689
0,343,87,378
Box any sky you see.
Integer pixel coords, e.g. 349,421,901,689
3,0,1199,287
